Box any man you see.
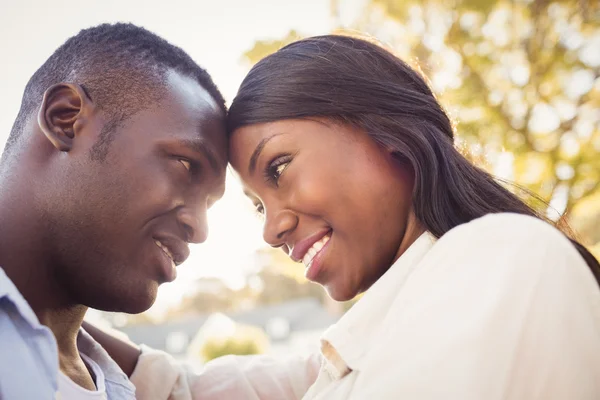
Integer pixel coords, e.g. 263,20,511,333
0,23,228,398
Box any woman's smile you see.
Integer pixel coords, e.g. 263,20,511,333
230,118,416,301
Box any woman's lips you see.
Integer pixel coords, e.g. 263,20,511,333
304,233,332,282
290,228,332,262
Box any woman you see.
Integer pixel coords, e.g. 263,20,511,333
91,35,600,399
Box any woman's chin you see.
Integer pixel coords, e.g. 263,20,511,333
325,282,359,303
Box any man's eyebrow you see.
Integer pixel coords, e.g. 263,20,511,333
249,133,288,174
177,138,221,172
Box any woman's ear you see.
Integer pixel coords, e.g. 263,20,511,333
388,149,416,183
388,148,411,166
37,83,92,152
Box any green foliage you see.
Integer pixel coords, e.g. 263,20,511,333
375,0,501,16
241,30,303,67
200,335,264,362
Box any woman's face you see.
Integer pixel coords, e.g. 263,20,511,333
230,118,420,301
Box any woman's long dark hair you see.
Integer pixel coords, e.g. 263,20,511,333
228,35,600,284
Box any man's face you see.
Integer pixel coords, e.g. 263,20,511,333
40,71,227,313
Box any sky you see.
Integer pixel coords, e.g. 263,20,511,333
0,0,335,313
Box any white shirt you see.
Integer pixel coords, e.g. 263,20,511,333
131,213,600,400
57,353,108,400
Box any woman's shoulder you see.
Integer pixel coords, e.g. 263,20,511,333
440,212,572,251
423,212,587,280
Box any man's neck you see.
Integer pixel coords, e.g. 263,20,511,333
53,307,98,391
1,152,99,391
0,184,90,378
41,305,88,355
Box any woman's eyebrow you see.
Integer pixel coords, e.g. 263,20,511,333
248,132,289,174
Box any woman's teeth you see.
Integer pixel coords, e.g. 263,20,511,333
302,233,331,267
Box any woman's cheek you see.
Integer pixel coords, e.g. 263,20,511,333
287,168,332,215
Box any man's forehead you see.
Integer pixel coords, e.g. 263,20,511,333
161,70,228,166
165,69,222,115
198,116,228,171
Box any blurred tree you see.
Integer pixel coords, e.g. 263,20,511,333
200,335,264,362
250,246,327,305
242,0,600,242
253,246,358,311
150,250,327,323
199,323,268,362
255,266,324,305
175,278,239,315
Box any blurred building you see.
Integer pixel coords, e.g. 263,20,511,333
117,297,339,368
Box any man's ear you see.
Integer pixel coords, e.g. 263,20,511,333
37,83,92,152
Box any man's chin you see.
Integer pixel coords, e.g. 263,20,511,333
115,296,157,315
84,282,158,314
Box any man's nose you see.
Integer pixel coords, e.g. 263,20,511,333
177,205,208,244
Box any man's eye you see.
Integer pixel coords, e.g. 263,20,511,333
179,159,191,171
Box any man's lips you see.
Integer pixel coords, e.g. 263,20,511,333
290,229,332,263
153,235,189,266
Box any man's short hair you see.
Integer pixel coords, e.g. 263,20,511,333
5,23,226,160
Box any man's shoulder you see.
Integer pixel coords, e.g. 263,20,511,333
0,266,48,331
0,266,59,397
0,267,58,364
0,299,59,398
0,303,54,357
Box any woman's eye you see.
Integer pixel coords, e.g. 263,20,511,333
275,163,287,178
270,161,289,181
265,155,293,184
254,203,265,216
179,159,192,171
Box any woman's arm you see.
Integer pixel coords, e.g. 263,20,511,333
82,320,321,399
81,321,141,377
131,346,321,400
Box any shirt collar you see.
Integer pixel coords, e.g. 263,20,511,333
78,328,136,394
319,232,436,377
0,266,46,331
